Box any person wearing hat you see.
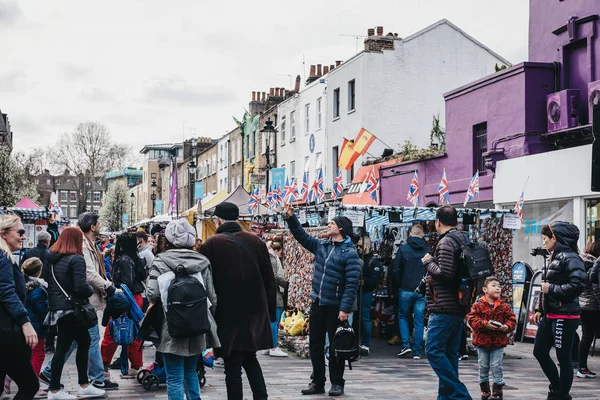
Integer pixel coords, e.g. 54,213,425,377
200,202,276,400
284,205,361,397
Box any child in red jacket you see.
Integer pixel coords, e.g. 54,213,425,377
466,277,516,400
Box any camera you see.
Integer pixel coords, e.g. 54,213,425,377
531,247,550,257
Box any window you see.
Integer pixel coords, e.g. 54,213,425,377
219,145,224,169
333,88,340,119
304,156,310,175
60,206,67,216
237,175,241,187
473,122,488,174
348,79,355,112
151,173,157,179
46,178,51,185
220,179,223,189
223,142,228,166
69,206,77,218
290,111,296,140
305,103,310,133
70,192,76,202
86,192,91,201
93,192,101,202
212,155,217,174
231,141,237,165
332,145,339,186
290,161,296,179
60,191,67,202
317,98,322,129
224,177,227,190
280,116,286,144
315,152,322,171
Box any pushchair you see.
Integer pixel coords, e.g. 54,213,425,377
137,349,213,391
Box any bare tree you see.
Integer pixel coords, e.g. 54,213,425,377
0,147,40,207
14,147,55,180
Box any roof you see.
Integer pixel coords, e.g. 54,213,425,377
403,19,511,66
139,143,182,154
105,168,143,180
55,178,105,191
14,197,41,209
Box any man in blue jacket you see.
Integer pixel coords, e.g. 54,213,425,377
285,206,361,397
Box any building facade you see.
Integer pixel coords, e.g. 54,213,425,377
0,110,13,152
217,134,230,192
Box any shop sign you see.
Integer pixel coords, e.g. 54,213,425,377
23,224,36,249
299,210,307,225
251,172,266,185
503,213,522,230
344,210,365,228
328,207,336,221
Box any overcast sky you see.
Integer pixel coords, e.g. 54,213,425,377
1,0,528,158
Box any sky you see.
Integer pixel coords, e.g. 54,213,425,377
0,0,529,159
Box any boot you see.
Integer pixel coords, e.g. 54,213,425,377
546,385,561,400
479,382,491,400
301,382,325,395
490,383,503,400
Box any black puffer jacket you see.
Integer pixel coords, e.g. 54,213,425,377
579,253,600,311
541,222,587,316
112,255,145,294
0,251,30,333
45,253,94,311
361,253,383,293
424,229,468,314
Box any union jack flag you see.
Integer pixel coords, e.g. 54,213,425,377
463,171,480,207
301,172,309,203
407,170,419,207
266,185,273,208
273,185,282,208
514,191,525,221
310,169,325,204
437,168,451,205
332,168,344,200
366,166,379,203
248,187,259,213
283,177,296,204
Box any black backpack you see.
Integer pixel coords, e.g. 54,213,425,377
448,234,493,307
166,265,210,338
332,320,360,370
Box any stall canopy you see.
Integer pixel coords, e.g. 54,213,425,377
15,197,41,209
11,197,48,219
203,185,273,218
150,214,174,223
181,191,229,217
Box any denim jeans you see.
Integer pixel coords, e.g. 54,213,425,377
162,353,201,400
271,307,284,348
425,313,472,400
398,290,426,355
42,318,105,383
325,312,354,358
360,291,374,347
477,347,504,384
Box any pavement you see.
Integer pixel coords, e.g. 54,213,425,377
4,339,600,399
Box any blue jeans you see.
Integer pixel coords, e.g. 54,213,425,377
425,313,472,400
360,292,373,347
162,353,201,400
271,307,284,348
477,347,504,384
325,312,354,358
42,321,105,383
398,290,426,354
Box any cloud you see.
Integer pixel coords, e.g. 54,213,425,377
142,75,235,106
60,64,91,80
80,87,113,102
0,1,22,26
0,70,29,92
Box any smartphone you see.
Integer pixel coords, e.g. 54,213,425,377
491,321,502,328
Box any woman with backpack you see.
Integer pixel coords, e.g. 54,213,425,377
533,222,586,400
146,219,219,400
101,232,145,379
0,215,40,400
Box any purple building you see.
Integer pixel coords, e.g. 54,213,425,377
380,0,599,267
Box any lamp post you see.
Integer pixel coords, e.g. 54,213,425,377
188,160,197,209
119,198,125,231
130,192,135,226
151,180,157,217
260,118,276,192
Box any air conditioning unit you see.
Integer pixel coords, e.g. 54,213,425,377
546,89,580,132
589,81,600,124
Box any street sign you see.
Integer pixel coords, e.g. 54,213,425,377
251,172,266,185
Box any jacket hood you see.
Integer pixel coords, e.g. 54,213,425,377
550,222,580,253
138,245,153,254
156,249,210,275
580,253,597,264
26,277,47,291
407,236,427,250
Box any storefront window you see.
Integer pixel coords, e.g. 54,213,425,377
586,199,600,244
512,200,572,271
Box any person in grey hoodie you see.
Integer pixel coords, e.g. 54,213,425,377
136,231,154,274
146,219,219,400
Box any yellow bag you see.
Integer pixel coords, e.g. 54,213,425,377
289,317,305,336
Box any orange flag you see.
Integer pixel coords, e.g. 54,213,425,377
339,139,359,170
353,128,376,156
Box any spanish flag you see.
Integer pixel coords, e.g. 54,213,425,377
339,138,359,170
353,128,376,156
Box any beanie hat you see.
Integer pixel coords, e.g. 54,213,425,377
165,219,196,248
332,216,353,239
214,202,239,220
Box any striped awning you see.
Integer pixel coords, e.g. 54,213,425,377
9,207,48,220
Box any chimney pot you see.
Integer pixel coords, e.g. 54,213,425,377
323,66,329,74
367,28,375,36
269,88,275,96
262,92,266,101
295,75,301,91
276,88,281,96
376,26,384,36
281,89,286,97
309,65,316,77
335,60,342,67
252,91,256,101
330,64,335,71
317,64,322,76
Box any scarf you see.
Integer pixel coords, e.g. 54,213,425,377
86,236,107,279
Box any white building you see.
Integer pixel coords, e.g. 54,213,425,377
277,20,510,190
217,133,230,193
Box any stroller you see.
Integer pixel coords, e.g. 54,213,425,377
137,349,213,391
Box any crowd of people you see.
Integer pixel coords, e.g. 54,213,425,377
0,202,596,400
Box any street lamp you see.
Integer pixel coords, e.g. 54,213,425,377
188,135,197,209
130,192,135,226
260,118,276,192
119,198,125,231
151,180,157,217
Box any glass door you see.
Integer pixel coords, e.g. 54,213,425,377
586,199,600,244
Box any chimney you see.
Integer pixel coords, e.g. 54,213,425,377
262,92,266,101
323,66,329,74
376,26,384,36
330,64,335,71
306,65,319,85
252,91,256,101
275,88,280,96
281,88,286,97
295,75,301,91
317,64,322,76
309,65,316,77
364,25,396,52
367,28,375,36
336,60,342,67
269,88,275,96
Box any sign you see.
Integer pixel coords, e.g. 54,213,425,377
512,262,527,317
23,224,36,249
271,168,286,191
194,182,204,202
299,210,307,225
122,213,129,225
343,210,365,228
251,172,266,185
309,134,315,154
155,199,163,215
328,207,337,221
342,160,396,206
512,262,526,283
503,213,522,230
523,271,543,339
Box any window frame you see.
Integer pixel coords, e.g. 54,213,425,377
473,122,488,175
280,116,286,145
305,103,310,134
317,97,322,129
290,111,296,140
348,79,356,112
333,88,340,119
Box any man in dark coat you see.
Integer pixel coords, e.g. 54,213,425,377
200,202,276,400
21,231,51,269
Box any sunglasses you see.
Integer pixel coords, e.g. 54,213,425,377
14,229,26,236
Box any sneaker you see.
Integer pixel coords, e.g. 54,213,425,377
397,347,413,357
92,380,119,390
359,345,369,356
4,376,10,394
261,350,270,356
269,348,288,357
328,384,344,396
459,354,469,361
47,390,76,400
33,388,47,399
387,335,401,345
77,384,105,398
120,367,139,379
577,368,597,378
413,354,422,360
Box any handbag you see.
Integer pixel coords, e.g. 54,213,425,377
51,262,98,329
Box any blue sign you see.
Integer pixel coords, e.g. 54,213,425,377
155,200,163,215
512,262,526,283
309,134,315,154
271,168,286,191
122,213,129,224
194,182,204,202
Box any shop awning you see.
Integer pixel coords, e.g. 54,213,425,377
14,197,41,209
10,207,48,219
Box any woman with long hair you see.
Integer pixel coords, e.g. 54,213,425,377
45,227,102,400
533,222,586,400
0,215,40,400
576,240,600,378
101,232,145,378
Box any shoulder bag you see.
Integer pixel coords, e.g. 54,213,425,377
51,262,98,329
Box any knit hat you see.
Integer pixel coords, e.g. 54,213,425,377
214,202,239,221
165,219,196,248
332,216,353,239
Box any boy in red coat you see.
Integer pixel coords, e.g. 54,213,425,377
466,277,516,400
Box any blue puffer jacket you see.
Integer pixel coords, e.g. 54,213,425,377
286,214,361,312
0,251,30,333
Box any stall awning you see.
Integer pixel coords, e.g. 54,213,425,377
10,207,48,219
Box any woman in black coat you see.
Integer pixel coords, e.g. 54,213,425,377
533,222,587,400
0,215,39,400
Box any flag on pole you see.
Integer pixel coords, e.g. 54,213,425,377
266,185,274,209
332,168,344,200
273,185,282,208
248,187,259,213
283,177,296,204
514,191,525,221
301,172,309,203
353,128,376,156
339,138,359,170
463,171,480,207
437,168,451,205
311,169,325,204
168,159,178,215
366,166,379,203
407,170,419,207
